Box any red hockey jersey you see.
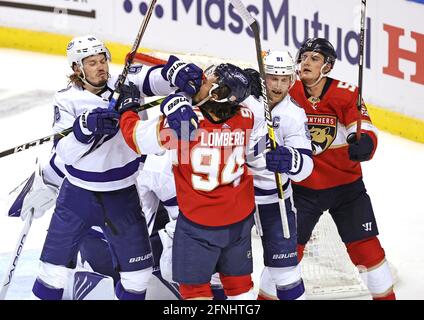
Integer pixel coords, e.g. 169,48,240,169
289,78,378,190
121,106,259,227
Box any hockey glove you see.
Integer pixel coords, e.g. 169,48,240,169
266,146,302,174
244,68,262,99
160,94,198,141
346,132,374,162
117,82,141,114
73,107,121,143
161,55,203,96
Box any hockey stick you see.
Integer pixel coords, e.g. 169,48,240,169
0,209,34,300
229,0,290,239
356,0,367,140
109,0,157,110
133,52,167,66
0,97,164,159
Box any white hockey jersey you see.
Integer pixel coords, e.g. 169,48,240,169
242,95,313,205
53,65,176,191
137,151,179,232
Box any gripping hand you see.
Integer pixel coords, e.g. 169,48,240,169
244,68,262,99
160,94,198,141
266,146,301,174
346,132,374,162
161,55,203,95
117,82,141,114
73,108,121,143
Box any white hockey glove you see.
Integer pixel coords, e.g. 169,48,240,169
158,219,176,284
8,160,58,221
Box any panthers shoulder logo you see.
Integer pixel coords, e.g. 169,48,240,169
306,114,337,155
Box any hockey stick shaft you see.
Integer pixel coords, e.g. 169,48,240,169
0,97,164,159
229,0,290,238
0,210,34,300
109,0,157,110
356,0,367,140
133,52,166,66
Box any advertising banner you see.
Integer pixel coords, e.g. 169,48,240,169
0,0,423,120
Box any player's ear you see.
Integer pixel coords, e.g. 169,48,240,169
323,63,331,74
72,63,80,73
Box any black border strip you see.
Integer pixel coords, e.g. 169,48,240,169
0,1,96,18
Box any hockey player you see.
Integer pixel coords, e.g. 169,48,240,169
242,51,313,300
289,38,396,300
119,63,267,300
77,151,182,299
30,34,203,300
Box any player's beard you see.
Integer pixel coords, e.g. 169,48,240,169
269,90,286,106
86,73,109,89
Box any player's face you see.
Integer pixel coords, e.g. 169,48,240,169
81,53,109,87
192,73,218,105
265,74,292,105
298,51,326,85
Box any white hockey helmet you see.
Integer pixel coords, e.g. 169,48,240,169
66,35,111,69
263,50,296,76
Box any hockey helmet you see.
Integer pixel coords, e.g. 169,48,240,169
264,50,296,76
296,38,337,69
212,63,251,105
66,35,111,69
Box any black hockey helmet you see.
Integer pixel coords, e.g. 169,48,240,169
212,63,251,106
296,38,337,69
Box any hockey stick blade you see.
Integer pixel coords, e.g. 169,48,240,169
229,0,255,25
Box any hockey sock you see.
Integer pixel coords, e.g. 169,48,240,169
211,285,227,300
115,280,146,300
373,291,396,300
257,292,276,300
32,278,64,300
276,279,306,300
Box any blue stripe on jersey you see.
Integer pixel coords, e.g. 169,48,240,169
142,65,163,97
253,133,269,156
50,153,65,178
254,180,290,196
298,148,313,158
65,157,142,183
162,196,178,207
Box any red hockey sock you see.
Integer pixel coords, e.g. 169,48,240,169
257,293,274,300
373,291,396,300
